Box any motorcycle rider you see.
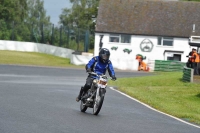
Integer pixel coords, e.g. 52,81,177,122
76,48,117,102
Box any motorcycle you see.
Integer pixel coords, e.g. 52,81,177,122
80,72,114,115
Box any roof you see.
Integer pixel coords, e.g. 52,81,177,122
96,0,200,37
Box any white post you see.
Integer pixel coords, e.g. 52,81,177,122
190,69,194,83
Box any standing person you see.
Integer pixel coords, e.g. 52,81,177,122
76,48,117,102
186,48,194,68
191,48,200,75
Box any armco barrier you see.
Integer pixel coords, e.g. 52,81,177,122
0,40,74,59
154,60,185,72
70,53,93,66
182,67,194,82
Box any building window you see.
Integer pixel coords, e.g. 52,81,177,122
121,35,131,43
158,37,173,46
109,34,131,43
109,34,120,42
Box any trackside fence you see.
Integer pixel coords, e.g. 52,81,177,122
149,60,195,82
154,60,185,72
182,67,194,82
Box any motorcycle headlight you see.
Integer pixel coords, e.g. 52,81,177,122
93,79,98,84
99,80,107,85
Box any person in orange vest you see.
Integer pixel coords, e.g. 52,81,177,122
136,54,147,71
191,48,200,75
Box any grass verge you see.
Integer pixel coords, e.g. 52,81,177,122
109,72,200,125
0,50,84,68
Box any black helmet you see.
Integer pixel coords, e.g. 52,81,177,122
99,48,110,63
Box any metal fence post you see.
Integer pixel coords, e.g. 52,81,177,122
12,21,15,40
51,24,54,45
41,23,44,43
59,25,62,47
67,26,69,48
77,27,80,51
31,23,34,42
84,30,89,52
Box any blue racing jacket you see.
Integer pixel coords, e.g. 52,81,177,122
86,56,115,77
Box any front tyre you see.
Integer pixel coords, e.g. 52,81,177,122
80,100,88,112
93,96,104,115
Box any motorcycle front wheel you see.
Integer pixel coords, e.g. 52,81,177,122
93,95,104,115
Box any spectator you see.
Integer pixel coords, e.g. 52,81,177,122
191,48,200,75
186,48,194,68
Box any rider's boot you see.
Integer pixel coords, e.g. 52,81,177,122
76,86,84,102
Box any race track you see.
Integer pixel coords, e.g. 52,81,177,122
0,65,199,133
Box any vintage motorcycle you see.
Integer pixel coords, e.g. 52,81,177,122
80,72,114,115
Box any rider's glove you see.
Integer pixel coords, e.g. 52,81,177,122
86,68,92,72
111,75,117,81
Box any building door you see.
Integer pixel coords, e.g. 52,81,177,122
166,54,181,61
173,54,181,61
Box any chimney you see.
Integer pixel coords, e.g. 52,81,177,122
193,24,195,33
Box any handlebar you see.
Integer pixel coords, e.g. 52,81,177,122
88,72,98,75
88,72,116,81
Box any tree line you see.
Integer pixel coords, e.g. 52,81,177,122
0,0,99,51
0,0,51,42
59,0,99,50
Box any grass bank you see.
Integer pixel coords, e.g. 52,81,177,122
0,50,84,68
109,72,200,125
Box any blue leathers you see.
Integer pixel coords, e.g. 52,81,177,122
86,56,115,77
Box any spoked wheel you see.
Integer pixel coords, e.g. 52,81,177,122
93,96,104,115
80,100,88,112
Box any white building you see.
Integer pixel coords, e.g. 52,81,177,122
94,0,200,70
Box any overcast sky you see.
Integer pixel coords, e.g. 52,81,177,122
43,0,72,25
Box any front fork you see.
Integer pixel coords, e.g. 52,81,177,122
95,87,100,102
85,86,106,104
95,87,106,102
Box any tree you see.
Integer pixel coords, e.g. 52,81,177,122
59,0,100,50
0,0,27,22
0,0,51,43
26,0,51,43
0,0,28,40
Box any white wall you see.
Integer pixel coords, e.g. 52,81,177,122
70,54,93,66
0,40,74,58
95,33,191,70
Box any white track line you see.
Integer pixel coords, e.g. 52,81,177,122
109,87,200,129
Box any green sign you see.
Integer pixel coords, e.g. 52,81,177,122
111,46,118,51
123,48,132,54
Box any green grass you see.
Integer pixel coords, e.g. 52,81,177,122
0,50,84,68
109,72,200,125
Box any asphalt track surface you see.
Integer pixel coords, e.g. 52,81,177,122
0,65,199,133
